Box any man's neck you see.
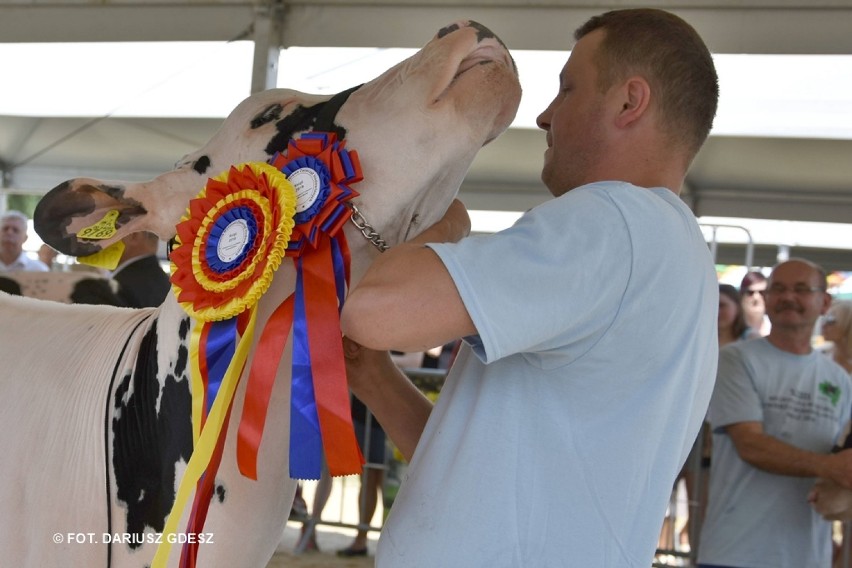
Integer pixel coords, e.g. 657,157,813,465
766,328,814,355
0,249,21,266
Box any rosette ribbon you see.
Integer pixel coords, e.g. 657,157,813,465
153,162,296,568
236,131,365,481
154,133,366,568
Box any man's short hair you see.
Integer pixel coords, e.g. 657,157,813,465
575,8,719,159
770,257,829,291
1,210,29,226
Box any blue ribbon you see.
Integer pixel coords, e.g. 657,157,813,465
330,237,346,311
288,259,323,479
205,318,238,414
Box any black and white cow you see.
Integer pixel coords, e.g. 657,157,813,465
0,21,520,567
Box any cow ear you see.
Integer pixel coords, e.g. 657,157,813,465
34,178,151,258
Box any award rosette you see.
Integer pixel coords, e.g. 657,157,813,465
155,133,366,568
238,131,365,482
155,161,297,568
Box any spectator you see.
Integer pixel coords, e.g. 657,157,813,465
112,232,171,307
664,283,758,557
822,300,852,375
295,465,332,553
740,270,771,336
337,395,387,557
698,258,852,568
37,244,59,270
341,8,720,566
0,211,48,272
718,283,758,345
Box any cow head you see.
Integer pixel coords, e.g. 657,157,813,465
34,21,521,279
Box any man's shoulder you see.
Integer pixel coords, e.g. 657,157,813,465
719,337,769,367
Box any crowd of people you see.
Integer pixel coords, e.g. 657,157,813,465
0,209,170,308
3,7,852,567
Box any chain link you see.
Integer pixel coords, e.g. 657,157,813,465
346,202,389,252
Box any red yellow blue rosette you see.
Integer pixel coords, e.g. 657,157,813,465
155,134,366,568
154,162,296,568
237,131,365,481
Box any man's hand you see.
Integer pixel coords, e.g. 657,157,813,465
341,199,476,352
404,198,471,247
809,478,852,521
342,336,397,398
819,449,852,489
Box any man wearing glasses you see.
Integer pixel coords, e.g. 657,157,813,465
698,258,852,568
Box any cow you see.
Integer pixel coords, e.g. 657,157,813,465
0,270,123,304
0,20,520,568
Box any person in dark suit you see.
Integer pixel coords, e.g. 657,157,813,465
112,232,171,308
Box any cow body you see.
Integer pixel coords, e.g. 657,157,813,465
0,21,520,567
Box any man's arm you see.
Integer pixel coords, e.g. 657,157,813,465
727,421,852,488
340,200,476,352
343,338,432,462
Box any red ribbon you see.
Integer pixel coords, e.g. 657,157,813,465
302,234,363,476
236,294,295,480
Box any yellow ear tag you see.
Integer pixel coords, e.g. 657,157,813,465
77,210,120,240
78,241,125,270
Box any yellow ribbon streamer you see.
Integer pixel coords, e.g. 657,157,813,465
152,308,258,567
189,322,206,445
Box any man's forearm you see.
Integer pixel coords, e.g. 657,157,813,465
345,342,433,462
731,426,852,486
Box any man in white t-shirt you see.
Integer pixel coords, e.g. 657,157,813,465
0,210,48,272
341,9,721,567
698,259,852,568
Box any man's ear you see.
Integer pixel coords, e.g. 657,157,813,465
821,292,833,316
613,76,652,129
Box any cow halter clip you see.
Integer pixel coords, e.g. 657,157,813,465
315,83,389,254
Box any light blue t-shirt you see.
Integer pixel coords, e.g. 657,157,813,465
376,182,719,567
699,338,852,568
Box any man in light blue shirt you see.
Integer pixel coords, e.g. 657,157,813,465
698,259,852,568
342,8,721,567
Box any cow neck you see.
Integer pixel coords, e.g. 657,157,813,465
314,83,389,254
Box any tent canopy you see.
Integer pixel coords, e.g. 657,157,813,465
2,0,851,269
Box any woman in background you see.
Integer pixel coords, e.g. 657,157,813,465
823,300,852,375
719,283,757,345
739,271,771,336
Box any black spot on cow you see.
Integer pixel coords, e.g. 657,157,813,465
112,320,193,548
265,101,347,156
174,318,190,378
468,21,501,44
437,23,461,38
215,484,226,504
251,103,283,129
193,155,211,175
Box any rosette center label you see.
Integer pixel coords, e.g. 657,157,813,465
217,219,251,263
290,167,322,214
